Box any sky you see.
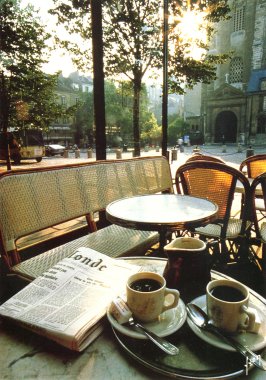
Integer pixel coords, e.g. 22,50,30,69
19,1,207,80
21,0,78,77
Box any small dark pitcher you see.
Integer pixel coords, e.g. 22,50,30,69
163,237,211,303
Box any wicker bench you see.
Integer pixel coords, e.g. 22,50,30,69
0,156,173,280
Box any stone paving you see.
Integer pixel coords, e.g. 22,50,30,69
170,143,265,171
1,143,265,174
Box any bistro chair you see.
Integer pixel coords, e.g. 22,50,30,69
250,172,266,269
240,154,266,229
173,154,226,194
175,161,251,263
186,154,226,164
240,154,266,178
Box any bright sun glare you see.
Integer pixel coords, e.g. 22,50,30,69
174,7,208,60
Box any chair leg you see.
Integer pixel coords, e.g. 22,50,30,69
262,242,266,270
206,239,220,265
220,240,232,263
174,229,193,237
226,239,238,260
234,237,263,270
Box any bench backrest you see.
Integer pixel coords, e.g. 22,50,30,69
0,156,173,265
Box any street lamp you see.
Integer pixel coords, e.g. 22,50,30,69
162,0,169,158
162,0,202,158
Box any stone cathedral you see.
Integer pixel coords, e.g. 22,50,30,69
200,0,266,145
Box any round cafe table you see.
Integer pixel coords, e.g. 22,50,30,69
106,193,218,249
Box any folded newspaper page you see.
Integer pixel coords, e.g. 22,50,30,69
0,247,140,351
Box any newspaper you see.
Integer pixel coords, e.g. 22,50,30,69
0,247,140,351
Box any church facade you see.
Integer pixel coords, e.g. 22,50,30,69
201,0,266,145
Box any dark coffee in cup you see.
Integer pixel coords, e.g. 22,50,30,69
207,279,256,333
210,285,245,302
130,278,161,292
127,271,180,322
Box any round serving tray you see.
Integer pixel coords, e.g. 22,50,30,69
112,257,266,379
112,323,253,379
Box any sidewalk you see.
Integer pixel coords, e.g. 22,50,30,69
1,143,264,173
4,144,266,251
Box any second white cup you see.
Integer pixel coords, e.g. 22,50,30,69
206,279,257,333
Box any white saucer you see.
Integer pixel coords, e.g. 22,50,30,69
107,299,186,340
187,295,266,352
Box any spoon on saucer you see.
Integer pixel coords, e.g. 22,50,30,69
126,315,179,356
186,303,266,371
109,296,179,356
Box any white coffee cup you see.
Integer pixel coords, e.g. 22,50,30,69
126,271,180,322
206,279,257,333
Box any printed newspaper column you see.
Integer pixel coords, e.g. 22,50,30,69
0,248,140,351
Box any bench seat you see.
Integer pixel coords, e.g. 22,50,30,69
12,225,159,280
0,156,173,281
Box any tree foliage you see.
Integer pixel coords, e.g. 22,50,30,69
74,91,94,146
167,114,188,145
50,0,231,94
51,0,162,155
50,0,231,153
70,77,158,148
50,0,91,72
0,0,60,133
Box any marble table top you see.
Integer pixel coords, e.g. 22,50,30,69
0,257,265,380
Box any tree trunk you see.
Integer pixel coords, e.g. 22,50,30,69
90,0,106,161
133,72,141,157
0,72,11,170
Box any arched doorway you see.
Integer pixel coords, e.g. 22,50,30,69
214,111,237,143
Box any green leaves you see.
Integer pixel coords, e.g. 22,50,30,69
48,0,230,151
0,0,60,132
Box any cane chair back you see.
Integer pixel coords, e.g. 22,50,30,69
250,173,266,237
173,155,226,193
250,173,266,269
240,154,266,228
186,154,225,164
175,161,251,261
240,154,266,178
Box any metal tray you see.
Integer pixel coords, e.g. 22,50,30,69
112,322,253,379
113,257,266,379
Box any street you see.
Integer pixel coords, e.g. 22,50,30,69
1,144,265,174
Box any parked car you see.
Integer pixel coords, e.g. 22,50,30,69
45,144,65,157
0,129,45,164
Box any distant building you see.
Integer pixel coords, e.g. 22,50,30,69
185,0,266,145
146,83,183,123
45,72,93,146
184,84,203,144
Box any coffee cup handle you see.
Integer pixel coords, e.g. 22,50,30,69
162,288,180,312
239,305,256,331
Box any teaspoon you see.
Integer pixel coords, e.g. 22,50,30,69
186,303,266,371
127,316,179,356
